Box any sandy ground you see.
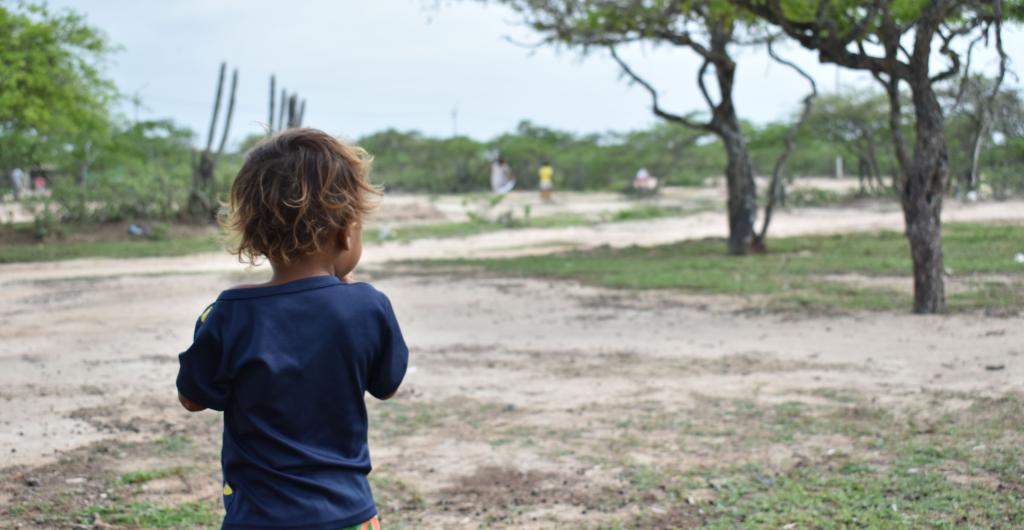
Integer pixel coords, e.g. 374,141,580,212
1,194,1023,528
2,261,1023,467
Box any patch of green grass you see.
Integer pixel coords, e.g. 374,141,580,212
610,205,684,222
703,459,1024,529
601,394,1024,529
78,500,220,529
158,434,194,454
370,400,441,437
367,212,595,243
449,223,1023,312
948,280,1024,312
370,473,426,513
0,234,221,263
6,500,55,517
116,466,188,485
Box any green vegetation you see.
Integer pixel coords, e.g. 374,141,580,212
448,222,1024,311
116,466,189,486
588,393,1024,529
78,500,219,529
157,434,194,454
369,212,591,243
713,396,1024,528
0,231,220,263
0,2,116,173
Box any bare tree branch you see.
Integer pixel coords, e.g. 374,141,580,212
930,21,978,83
757,39,819,243
955,32,987,107
608,46,714,131
697,58,716,111
990,0,1008,97
873,70,910,183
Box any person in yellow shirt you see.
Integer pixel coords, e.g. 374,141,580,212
538,161,554,202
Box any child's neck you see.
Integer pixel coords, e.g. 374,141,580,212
267,255,335,286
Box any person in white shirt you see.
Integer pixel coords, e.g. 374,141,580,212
490,158,516,194
8,167,25,200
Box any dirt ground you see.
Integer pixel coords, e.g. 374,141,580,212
2,193,1024,529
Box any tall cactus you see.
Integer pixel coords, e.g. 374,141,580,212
267,75,307,133
189,61,238,220
268,75,276,131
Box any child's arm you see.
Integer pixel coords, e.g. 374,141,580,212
176,303,229,412
178,391,207,412
367,293,409,400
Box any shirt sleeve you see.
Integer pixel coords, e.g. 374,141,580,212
176,303,230,411
367,293,409,400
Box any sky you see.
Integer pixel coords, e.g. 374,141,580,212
49,0,1022,147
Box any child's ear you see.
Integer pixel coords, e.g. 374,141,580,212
337,227,351,251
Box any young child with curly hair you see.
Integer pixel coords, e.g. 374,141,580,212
176,128,407,530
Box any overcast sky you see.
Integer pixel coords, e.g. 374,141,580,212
50,0,1021,147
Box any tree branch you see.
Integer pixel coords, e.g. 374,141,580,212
930,21,977,84
989,0,1008,98
731,0,910,79
954,32,986,107
697,58,716,111
757,39,819,243
873,70,910,183
608,46,714,131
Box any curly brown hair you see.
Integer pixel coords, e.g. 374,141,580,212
225,128,379,265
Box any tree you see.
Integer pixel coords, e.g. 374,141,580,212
731,0,1014,313
805,90,895,192
52,119,195,222
943,75,1024,194
490,0,815,254
0,1,116,180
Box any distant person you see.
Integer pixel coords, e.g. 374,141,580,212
490,157,516,194
176,129,407,530
633,167,658,191
30,168,48,191
538,161,554,202
8,167,25,200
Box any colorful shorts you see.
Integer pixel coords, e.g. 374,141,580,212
341,516,381,530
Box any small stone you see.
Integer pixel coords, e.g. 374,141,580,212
65,477,86,485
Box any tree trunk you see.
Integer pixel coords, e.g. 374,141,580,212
705,25,756,256
967,119,987,192
720,122,757,255
904,82,947,314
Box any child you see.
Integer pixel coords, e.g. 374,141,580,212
176,128,408,530
537,161,554,202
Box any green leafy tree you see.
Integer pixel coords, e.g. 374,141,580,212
732,0,1016,313
47,119,195,222
803,90,896,191
942,75,1024,194
483,0,816,254
0,1,116,183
